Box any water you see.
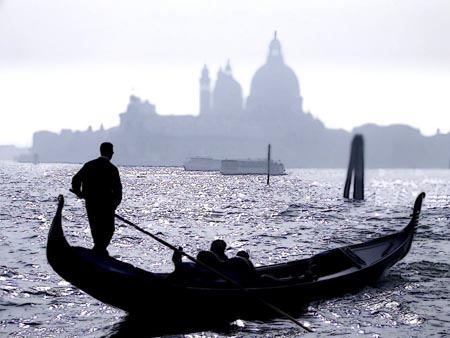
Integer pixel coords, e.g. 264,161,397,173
1,161,450,337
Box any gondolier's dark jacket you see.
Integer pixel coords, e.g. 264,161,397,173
72,156,122,208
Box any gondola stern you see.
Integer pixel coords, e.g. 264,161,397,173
413,192,426,215
396,192,425,260
402,192,425,234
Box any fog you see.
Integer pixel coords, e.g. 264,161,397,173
1,0,450,148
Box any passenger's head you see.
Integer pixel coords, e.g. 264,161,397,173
100,142,114,159
236,250,249,259
210,239,227,255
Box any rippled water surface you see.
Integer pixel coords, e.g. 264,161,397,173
1,161,450,337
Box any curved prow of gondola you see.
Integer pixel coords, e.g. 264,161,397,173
47,195,71,268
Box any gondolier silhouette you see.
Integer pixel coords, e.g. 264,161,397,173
71,142,122,255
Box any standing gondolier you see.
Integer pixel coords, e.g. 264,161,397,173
71,142,122,255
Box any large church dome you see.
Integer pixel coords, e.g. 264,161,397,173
246,32,303,118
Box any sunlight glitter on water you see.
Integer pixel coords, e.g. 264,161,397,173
1,163,450,337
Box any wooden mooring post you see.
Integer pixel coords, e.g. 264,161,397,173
344,134,364,200
266,144,271,185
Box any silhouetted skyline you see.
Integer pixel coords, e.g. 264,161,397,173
22,34,450,168
1,1,450,147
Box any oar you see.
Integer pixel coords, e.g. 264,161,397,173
114,213,313,333
69,190,312,331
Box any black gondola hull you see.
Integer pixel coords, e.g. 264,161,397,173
47,193,425,322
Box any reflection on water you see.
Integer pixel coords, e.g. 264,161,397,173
1,162,450,337
108,315,244,338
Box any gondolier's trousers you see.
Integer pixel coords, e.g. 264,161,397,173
85,199,115,253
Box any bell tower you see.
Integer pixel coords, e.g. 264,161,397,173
199,64,211,115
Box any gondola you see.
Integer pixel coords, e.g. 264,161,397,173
47,192,425,324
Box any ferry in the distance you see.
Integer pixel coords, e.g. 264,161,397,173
183,157,222,171
220,159,286,175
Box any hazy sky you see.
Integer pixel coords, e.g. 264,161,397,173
1,0,449,147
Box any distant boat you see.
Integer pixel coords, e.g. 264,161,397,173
183,157,222,171
220,159,286,175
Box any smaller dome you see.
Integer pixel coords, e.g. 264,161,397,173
212,61,243,115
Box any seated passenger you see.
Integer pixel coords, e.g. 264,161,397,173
236,250,255,269
196,250,223,269
209,239,229,262
193,239,228,273
171,241,259,285
224,250,257,284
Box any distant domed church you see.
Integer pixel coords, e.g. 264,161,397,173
200,32,304,120
30,31,447,168
32,31,334,166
